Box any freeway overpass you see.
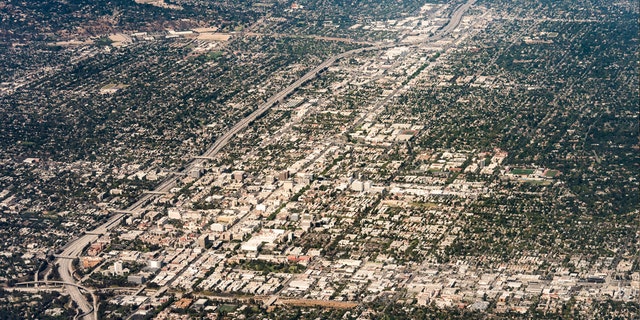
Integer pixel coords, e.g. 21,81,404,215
15,281,97,320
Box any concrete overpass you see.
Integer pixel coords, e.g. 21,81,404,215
15,281,98,320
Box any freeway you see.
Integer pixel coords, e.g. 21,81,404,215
441,0,477,35
55,210,128,319
53,0,476,318
57,237,99,319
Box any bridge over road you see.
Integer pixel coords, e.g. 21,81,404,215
13,281,97,320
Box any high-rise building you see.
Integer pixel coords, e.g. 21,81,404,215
278,170,290,181
113,261,123,275
233,170,245,182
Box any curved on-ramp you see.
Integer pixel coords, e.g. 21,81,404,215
16,281,97,320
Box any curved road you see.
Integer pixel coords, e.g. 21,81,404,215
16,281,97,319
54,1,476,318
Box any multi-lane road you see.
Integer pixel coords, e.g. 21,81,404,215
53,1,476,318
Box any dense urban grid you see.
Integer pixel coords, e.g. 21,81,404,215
0,0,638,319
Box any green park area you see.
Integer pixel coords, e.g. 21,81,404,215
510,168,535,175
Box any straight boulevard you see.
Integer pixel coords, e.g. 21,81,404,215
53,0,476,318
